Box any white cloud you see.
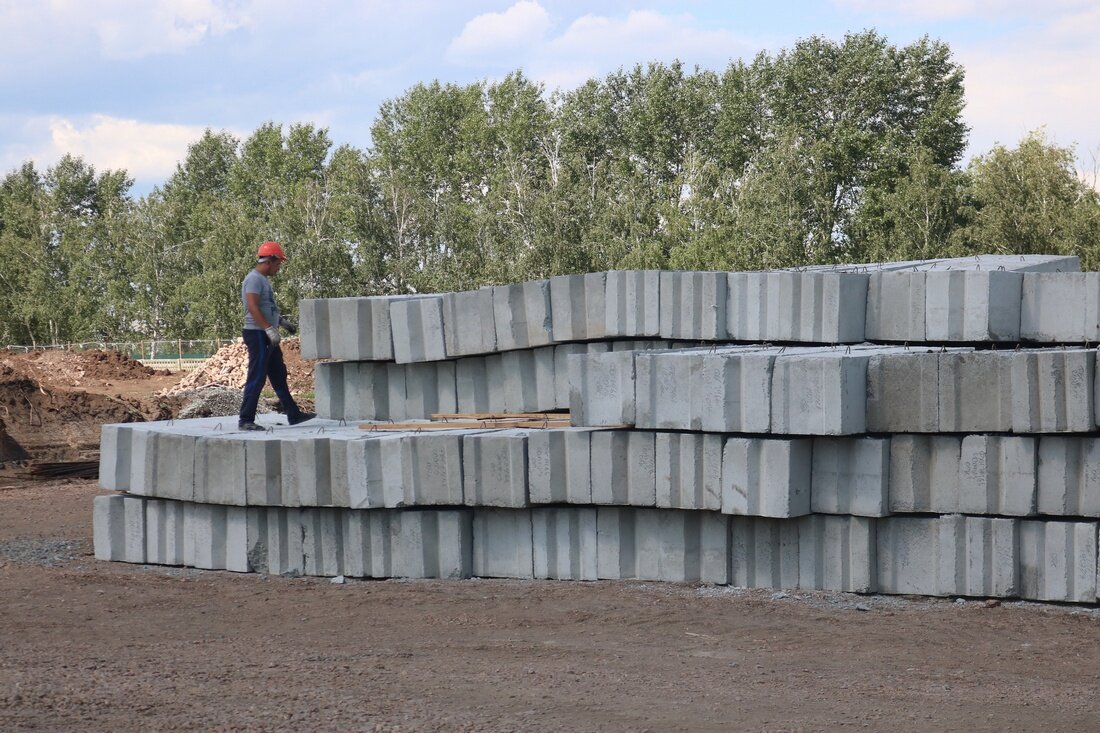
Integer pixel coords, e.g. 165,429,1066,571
832,0,1093,21
447,0,551,61
37,115,208,180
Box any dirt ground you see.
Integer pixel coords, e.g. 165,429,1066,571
2,349,1100,731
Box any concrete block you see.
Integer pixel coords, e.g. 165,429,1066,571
145,498,184,566
194,436,247,505
797,515,877,592
729,517,800,589
655,432,723,511
183,503,228,570
877,516,1018,597
527,428,595,504
554,344,604,411
403,361,456,419
605,270,660,337
590,430,656,507
888,435,962,513
472,509,533,578
463,430,529,507
302,507,344,576
811,438,890,517
93,494,131,562
298,298,329,360
532,507,599,580
595,507,635,579
499,347,556,413
339,510,385,578
99,424,131,491
569,350,637,427
1012,349,1094,432
722,438,812,518
695,349,774,433
402,431,467,506
456,356,491,413
729,272,868,343
659,271,727,340
279,436,332,507
314,361,343,419
150,432,198,502
597,508,729,583
866,271,926,341
1019,520,1097,602
492,280,553,351
244,438,282,505
258,507,305,576
327,296,399,361
391,510,474,579
770,352,869,435
346,435,394,509
924,270,1023,341
316,362,403,421
550,272,607,342
127,428,156,496
1037,437,1100,517
1020,272,1100,343
390,295,446,364
958,435,1037,516
866,351,943,432
224,506,250,572
443,288,496,357
634,350,693,430
726,272,769,341
938,351,1014,432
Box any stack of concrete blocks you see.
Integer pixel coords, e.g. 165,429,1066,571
94,254,1100,604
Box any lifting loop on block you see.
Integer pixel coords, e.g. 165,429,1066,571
211,423,222,431
903,341,910,351
316,426,326,434
338,418,347,427
845,345,851,354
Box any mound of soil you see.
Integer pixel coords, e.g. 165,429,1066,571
163,337,313,396
10,348,168,388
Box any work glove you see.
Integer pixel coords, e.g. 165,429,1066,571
278,316,298,335
265,326,281,345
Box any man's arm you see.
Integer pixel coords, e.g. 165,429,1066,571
246,292,271,330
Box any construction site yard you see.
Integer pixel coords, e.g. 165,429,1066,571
2,347,1100,731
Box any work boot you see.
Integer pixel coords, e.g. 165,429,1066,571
288,412,316,426
238,421,266,432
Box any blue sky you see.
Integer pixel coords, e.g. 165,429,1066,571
1,0,1097,194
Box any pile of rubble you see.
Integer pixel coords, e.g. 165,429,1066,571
162,338,314,397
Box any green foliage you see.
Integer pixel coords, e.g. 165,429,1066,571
3,31,1098,345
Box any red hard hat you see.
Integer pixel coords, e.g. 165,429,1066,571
257,241,287,261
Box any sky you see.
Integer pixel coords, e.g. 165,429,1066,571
1,0,1097,195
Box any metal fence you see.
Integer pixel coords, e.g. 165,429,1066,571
3,339,238,371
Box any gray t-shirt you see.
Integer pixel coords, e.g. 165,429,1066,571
242,268,280,330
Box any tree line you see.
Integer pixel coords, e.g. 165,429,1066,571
1,30,1097,346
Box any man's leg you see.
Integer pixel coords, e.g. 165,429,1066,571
239,329,269,426
265,344,306,421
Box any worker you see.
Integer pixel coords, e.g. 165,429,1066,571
238,240,315,431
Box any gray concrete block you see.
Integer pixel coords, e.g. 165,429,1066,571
925,270,1023,341
316,361,403,421
655,432,723,511
298,298,329,360
499,347,556,413
866,351,943,432
692,349,774,433
888,435,962,513
463,430,529,507
403,361,456,419
390,510,473,579
99,424,131,491
144,498,184,566
279,436,331,507
596,508,729,583
554,343,605,411
244,438,282,506
390,295,447,364
722,438,812,518
314,361,343,420
797,515,877,592
492,280,553,351
569,350,637,427
93,494,130,562
1019,520,1097,602
527,428,595,504
194,436,247,505
257,507,305,576
148,432,198,501
729,517,800,589
938,351,1014,432
770,352,869,435
590,430,656,506
1020,272,1100,343
127,427,156,496
472,509,533,578
183,503,228,570
339,510,382,578
958,435,1037,516
1011,349,1094,432
726,272,769,342
456,356,491,413
443,288,497,357
402,432,468,506
550,272,607,342
866,271,926,341
634,350,693,429
302,507,344,576
532,507,599,580
595,506,635,579
346,435,393,509
605,270,660,338
728,272,868,343
811,438,890,517
659,271,727,340
327,296,400,361
1037,437,1100,517
877,515,1018,597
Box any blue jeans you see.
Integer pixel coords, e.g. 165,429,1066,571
239,329,302,424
